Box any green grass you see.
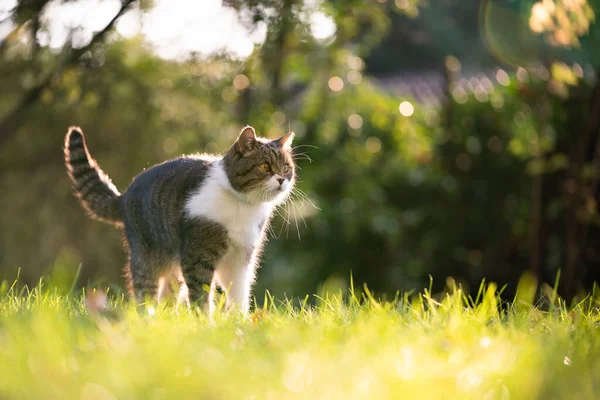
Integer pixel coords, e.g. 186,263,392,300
0,277,599,400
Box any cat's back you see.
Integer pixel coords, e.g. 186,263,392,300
120,154,220,229
124,154,216,196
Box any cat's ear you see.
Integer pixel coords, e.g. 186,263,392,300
276,131,295,151
236,126,257,155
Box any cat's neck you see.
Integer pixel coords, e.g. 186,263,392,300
185,160,274,246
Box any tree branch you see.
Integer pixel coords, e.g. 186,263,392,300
0,0,136,147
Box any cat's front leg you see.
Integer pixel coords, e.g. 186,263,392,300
179,218,228,312
214,247,256,316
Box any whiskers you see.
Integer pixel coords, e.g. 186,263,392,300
270,185,320,241
247,181,318,241
246,144,319,241
267,144,320,240
291,144,318,165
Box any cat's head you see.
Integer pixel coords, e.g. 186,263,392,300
223,126,296,204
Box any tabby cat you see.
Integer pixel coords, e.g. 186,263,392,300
64,126,295,315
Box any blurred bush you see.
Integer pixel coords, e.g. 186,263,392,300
1,0,600,302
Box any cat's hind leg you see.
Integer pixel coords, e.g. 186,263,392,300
129,257,162,304
122,240,166,304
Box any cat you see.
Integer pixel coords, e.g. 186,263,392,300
64,125,295,316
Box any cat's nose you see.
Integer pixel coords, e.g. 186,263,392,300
277,177,285,186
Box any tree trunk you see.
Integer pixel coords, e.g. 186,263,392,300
561,82,600,301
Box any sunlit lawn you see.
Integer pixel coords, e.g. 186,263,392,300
0,278,599,400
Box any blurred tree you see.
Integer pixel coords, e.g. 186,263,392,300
0,0,137,147
1,0,600,305
437,0,600,300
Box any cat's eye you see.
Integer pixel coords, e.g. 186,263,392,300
259,163,271,173
282,165,290,173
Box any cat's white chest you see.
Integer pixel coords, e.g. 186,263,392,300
184,161,272,246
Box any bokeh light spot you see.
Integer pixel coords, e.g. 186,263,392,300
456,367,483,391
233,74,250,90
481,77,494,92
347,71,363,85
347,55,364,70
496,69,510,86
310,11,337,42
537,65,550,80
348,114,363,129
530,2,551,33
479,336,492,348
456,153,471,171
491,93,504,109
271,111,286,125
517,67,530,82
366,137,382,153
424,111,440,128
452,87,468,104
328,76,344,92
163,138,178,154
399,101,414,116
474,86,489,102
221,86,236,102
160,106,176,121
445,55,461,73
466,137,482,155
395,0,409,9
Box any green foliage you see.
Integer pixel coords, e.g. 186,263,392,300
2,0,600,303
0,282,600,399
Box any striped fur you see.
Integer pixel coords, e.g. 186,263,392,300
63,125,296,314
64,127,122,226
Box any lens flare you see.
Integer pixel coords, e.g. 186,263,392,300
480,0,542,67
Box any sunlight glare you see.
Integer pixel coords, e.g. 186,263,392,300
32,0,266,59
479,336,492,348
310,11,336,41
41,0,121,49
395,346,416,380
456,367,483,391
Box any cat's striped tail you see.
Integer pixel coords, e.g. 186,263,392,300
64,126,122,226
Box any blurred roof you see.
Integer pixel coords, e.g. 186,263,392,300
375,68,501,108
